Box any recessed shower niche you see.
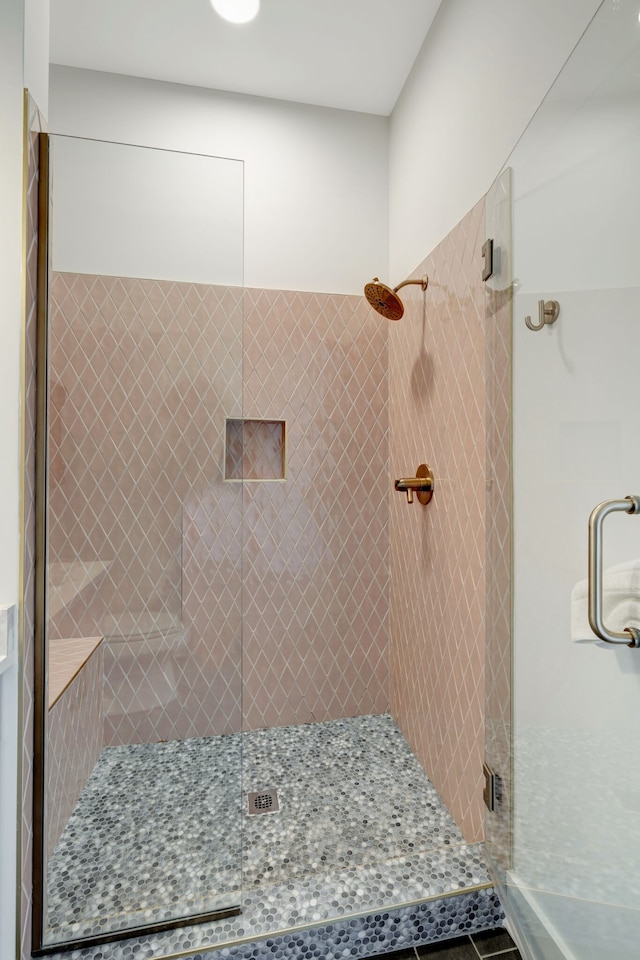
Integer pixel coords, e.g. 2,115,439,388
224,418,286,481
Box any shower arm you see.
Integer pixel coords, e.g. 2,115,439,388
393,276,429,294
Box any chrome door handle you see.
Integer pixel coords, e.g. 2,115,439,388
588,496,640,648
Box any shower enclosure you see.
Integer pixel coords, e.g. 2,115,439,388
485,2,640,957
34,8,640,955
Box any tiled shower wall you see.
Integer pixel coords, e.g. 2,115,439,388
20,189,498,960
48,274,245,744
48,277,390,743
242,289,389,729
389,198,487,842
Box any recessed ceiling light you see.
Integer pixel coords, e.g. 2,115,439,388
210,0,260,24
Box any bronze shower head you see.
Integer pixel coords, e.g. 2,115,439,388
364,276,429,320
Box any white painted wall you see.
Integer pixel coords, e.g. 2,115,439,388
0,0,24,623
48,66,389,295
511,0,640,762
0,0,25,956
389,0,602,282
51,136,244,285
24,0,49,118
49,0,606,294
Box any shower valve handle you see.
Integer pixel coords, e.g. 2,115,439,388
394,464,434,505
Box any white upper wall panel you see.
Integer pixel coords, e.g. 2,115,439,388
48,66,389,295
51,137,244,285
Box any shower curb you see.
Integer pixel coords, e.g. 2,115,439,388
190,887,505,960
44,886,504,960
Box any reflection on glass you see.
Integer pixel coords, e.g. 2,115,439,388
42,138,244,946
490,2,640,957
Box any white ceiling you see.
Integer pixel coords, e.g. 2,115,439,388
49,0,443,116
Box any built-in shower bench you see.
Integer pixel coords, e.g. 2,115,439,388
47,635,104,858
48,635,103,709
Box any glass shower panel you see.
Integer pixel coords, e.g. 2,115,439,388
490,2,640,957
483,165,513,887
41,137,244,947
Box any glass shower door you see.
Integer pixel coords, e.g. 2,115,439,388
487,2,640,957
37,136,245,950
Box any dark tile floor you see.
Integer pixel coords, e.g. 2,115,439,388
371,928,522,960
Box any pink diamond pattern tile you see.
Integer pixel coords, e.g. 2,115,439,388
242,288,390,730
225,420,244,479
179,479,243,739
389,198,487,842
48,273,244,745
46,642,103,858
20,94,44,960
48,277,390,743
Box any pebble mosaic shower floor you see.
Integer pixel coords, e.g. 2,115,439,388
44,715,502,958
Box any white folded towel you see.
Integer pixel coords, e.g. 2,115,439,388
571,558,640,642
